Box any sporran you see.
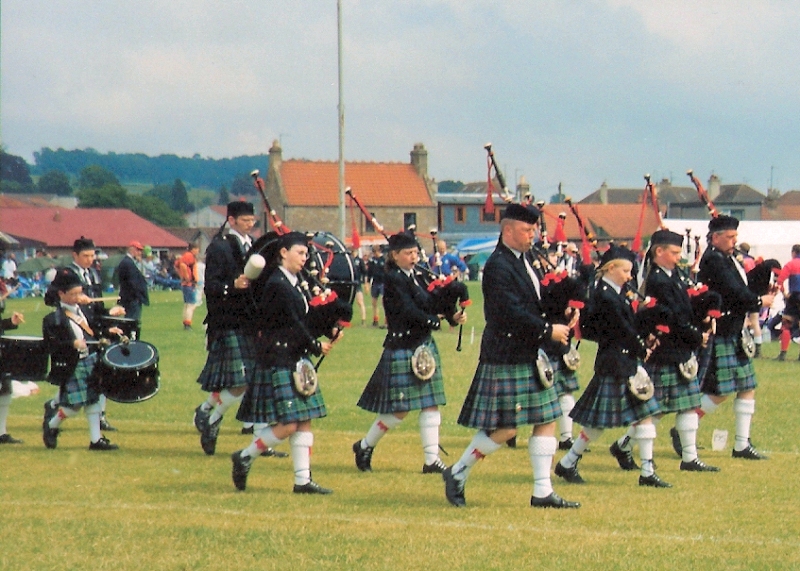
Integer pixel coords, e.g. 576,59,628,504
678,354,699,381
293,358,318,397
563,345,581,371
536,349,555,389
627,365,654,401
740,327,756,358
411,344,436,382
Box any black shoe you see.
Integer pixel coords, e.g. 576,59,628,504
241,425,254,435
638,473,672,488
732,443,768,460
680,458,720,472
530,492,581,509
777,351,786,361
442,466,466,507
558,438,574,450
293,480,333,495
231,450,252,491
554,461,585,484
89,436,119,451
184,324,192,330
261,447,289,458
609,441,639,471
0,433,23,444
506,436,517,448
193,405,210,433
422,458,446,474
99,415,117,432
42,420,59,449
43,400,58,425
669,427,683,457
201,416,222,455
352,440,374,472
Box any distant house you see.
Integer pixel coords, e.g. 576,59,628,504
0,207,187,259
185,205,228,228
164,227,222,258
262,141,437,248
581,175,767,221
0,192,78,209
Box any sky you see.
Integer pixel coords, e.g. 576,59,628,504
2,0,799,200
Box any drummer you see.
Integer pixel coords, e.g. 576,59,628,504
43,236,125,432
0,300,25,445
41,269,124,451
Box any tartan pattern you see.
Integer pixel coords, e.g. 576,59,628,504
570,373,660,429
701,335,757,396
196,330,255,392
60,354,101,407
645,362,701,414
357,338,446,414
457,362,562,430
236,365,327,425
551,355,580,396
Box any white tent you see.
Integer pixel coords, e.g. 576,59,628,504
662,218,800,265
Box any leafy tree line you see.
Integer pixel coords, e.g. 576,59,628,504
31,147,268,189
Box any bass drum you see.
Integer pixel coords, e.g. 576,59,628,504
100,316,141,340
0,335,49,381
309,231,358,304
96,341,160,403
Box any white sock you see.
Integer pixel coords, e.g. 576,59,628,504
419,410,441,465
200,393,216,412
50,405,79,429
700,394,719,416
675,411,699,462
86,402,103,443
451,431,502,482
634,423,657,477
557,394,575,442
363,414,403,448
99,394,107,414
0,394,11,434
616,426,637,452
290,431,314,486
562,427,603,468
244,424,284,459
529,436,557,498
733,398,756,451
208,389,243,424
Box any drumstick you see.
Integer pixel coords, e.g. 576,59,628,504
86,296,121,303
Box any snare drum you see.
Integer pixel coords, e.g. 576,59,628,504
0,335,49,380
95,340,159,403
101,316,141,340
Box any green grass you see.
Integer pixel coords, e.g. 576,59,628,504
2,287,799,571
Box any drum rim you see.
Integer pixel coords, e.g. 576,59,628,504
1,335,45,341
102,341,159,369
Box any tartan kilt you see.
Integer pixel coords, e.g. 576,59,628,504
645,362,701,415
236,364,326,425
61,354,101,407
701,335,757,396
196,330,255,392
457,362,562,431
357,339,446,414
570,373,660,429
552,355,580,396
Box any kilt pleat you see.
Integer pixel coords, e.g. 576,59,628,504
645,362,701,414
457,362,562,431
61,354,101,407
196,330,255,392
701,335,757,396
357,339,446,414
570,373,660,429
236,365,326,425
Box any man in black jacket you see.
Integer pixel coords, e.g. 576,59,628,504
0,303,25,444
443,204,578,509
117,240,149,323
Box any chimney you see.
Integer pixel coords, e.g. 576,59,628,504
269,139,283,171
708,174,721,201
516,176,531,203
53,211,61,222
410,143,428,180
599,181,608,205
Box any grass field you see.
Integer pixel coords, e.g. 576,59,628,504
1,287,799,571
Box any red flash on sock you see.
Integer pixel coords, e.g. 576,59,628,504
697,408,706,419
212,392,222,405
377,421,390,432
470,448,486,461
255,438,267,452
579,430,591,442
57,409,67,420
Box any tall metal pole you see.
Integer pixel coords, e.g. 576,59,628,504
337,0,346,239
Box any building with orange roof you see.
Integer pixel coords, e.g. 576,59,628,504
263,141,436,246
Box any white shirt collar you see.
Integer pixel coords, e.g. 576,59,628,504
278,265,299,286
229,229,251,247
602,276,622,294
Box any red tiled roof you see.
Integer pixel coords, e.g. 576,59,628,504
0,196,30,208
281,160,433,207
0,207,187,249
541,204,662,243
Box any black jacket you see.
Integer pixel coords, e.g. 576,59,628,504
117,255,149,306
382,265,441,350
42,306,106,385
204,234,254,332
479,242,552,364
698,247,760,337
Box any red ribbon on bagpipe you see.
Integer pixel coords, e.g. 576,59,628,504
563,197,597,266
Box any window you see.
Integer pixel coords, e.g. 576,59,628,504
403,212,417,231
482,208,498,223
455,206,466,224
365,212,375,233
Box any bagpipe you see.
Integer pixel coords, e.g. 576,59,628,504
345,187,471,336
246,171,354,341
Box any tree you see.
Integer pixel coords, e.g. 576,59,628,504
218,185,230,206
171,178,193,213
230,173,256,196
78,164,120,190
437,180,464,193
76,183,130,208
129,195,187,227
37,170,73,196
145,183,173,204
0,150,34,193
